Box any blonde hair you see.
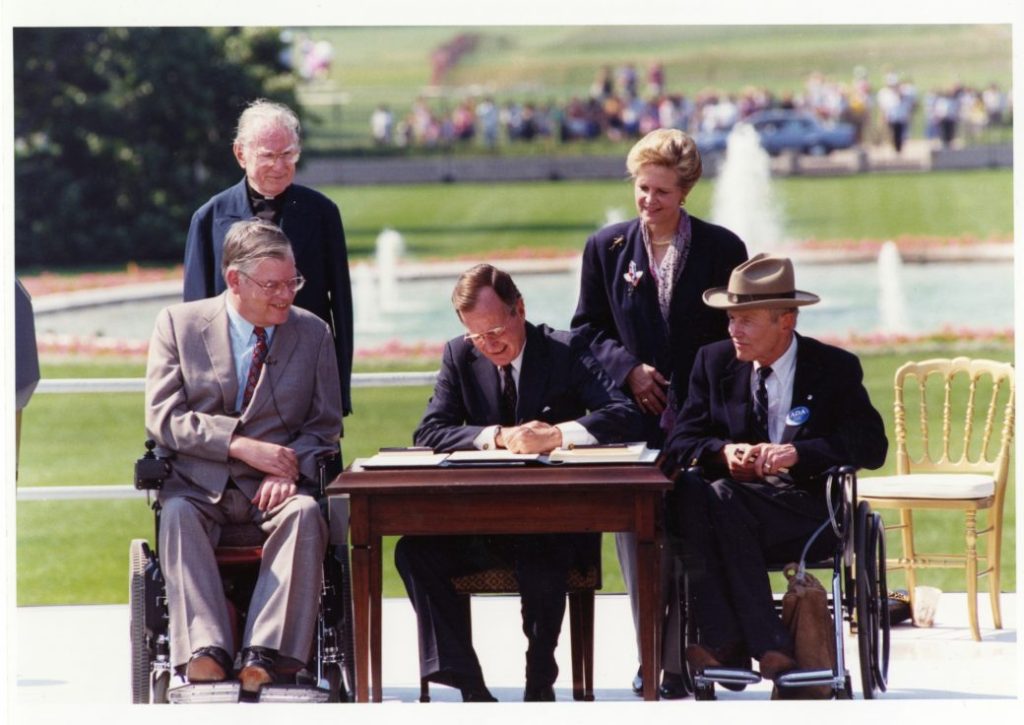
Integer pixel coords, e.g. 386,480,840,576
626,128,703,199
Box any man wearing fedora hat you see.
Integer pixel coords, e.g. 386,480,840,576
659,253,888,683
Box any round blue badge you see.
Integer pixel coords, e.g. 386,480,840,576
786,406,811,426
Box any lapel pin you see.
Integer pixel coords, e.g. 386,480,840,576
786,406,811,426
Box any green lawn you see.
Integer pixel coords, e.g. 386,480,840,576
16,347,1015,605
327,169,1012,259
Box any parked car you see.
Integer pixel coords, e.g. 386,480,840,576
695,110,857,157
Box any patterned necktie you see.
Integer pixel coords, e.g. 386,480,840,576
500,364,518,426
753,365,773,442
242,327,268,409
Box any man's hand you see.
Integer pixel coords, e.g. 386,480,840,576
501,420,563,454
252,475,298,512
722,442,799,481
626,364,669,416
229,435,299,480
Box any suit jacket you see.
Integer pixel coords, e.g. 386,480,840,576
414,322,642,451
145,294,342,502
660,334,887,489
571,215,747,444
182,178,354,416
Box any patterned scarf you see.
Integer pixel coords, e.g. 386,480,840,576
641,209,693,321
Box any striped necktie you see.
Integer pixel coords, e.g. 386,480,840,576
753,365,772,442
500,364,517,426
242,327,268,409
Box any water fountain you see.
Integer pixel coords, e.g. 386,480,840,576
603,207,627,228
375,228,406,312
710,123,784,256
877,240,910,334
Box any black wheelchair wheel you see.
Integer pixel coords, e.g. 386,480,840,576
855,505,890,699
337,545,357,702
693,681,716,701
870,511,890,692
129,539,152,704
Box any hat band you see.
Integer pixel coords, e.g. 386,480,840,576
727,290,796,303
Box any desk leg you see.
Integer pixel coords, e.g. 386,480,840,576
636,493,662,701
370,535,384,702
350,543,371,703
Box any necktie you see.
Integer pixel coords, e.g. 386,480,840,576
753,365,772,442
242,327,268,409
500,364,517,426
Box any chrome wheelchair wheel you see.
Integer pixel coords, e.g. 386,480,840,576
130,539,152,704
854,503,890,698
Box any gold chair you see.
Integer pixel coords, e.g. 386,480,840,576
858,357,1014,641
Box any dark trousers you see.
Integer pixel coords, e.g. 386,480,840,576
672,472,837,659
394,533,582,689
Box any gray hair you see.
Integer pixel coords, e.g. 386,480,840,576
234,99,301,150
451,264,521,318
221,219,294,277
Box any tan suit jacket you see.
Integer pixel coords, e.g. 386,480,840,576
145,293,341,502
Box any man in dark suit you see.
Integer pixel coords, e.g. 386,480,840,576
148,219,341,694
396,264,642,702
183,99,354,416
659,254,887,681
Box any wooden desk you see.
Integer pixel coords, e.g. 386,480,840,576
328,462,672,702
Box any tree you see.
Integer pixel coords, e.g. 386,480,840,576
13,27,300,269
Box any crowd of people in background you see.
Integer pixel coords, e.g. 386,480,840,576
367,62,1012,154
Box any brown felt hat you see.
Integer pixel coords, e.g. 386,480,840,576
703,253,820,310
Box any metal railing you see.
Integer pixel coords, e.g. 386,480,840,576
18,371,438,502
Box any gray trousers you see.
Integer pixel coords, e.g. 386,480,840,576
615,531,683,675
158,487,328,669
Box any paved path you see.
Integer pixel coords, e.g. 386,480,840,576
8,592,1018,724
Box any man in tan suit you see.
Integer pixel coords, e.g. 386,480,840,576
146,219,341,693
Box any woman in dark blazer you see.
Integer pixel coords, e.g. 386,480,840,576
571,128,747,697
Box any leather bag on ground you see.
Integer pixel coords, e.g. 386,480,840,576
773,563,836,699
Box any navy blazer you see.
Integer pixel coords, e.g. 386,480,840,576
661,334,888,488
571,215,747,445
414,322,643,452
183,178,354,415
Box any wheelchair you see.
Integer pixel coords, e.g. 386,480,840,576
679,466,891,700
129,440,356,704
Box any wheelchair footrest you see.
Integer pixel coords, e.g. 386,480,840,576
166,679,330,704
695,667,762,688
257,684,331,703
775,668,844,689
167,681,242,704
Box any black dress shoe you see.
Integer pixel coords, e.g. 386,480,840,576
460,685,498,702
186,645,233,683
659,672,689,699
632,666,643,696
239,646,276,693
524,684,556,702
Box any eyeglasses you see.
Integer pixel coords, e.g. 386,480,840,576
253,148,300,167
241,271,306,295
463,311,517,345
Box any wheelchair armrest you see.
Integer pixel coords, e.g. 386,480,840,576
316,447,343,497
134,439,173,491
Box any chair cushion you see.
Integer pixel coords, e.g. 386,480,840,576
452,565,600,594
859,473,995,500
217,522,266,547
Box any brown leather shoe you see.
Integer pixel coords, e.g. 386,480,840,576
238,647,276,693
759,650,798,681
185,646,232,683
685,643,723,671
